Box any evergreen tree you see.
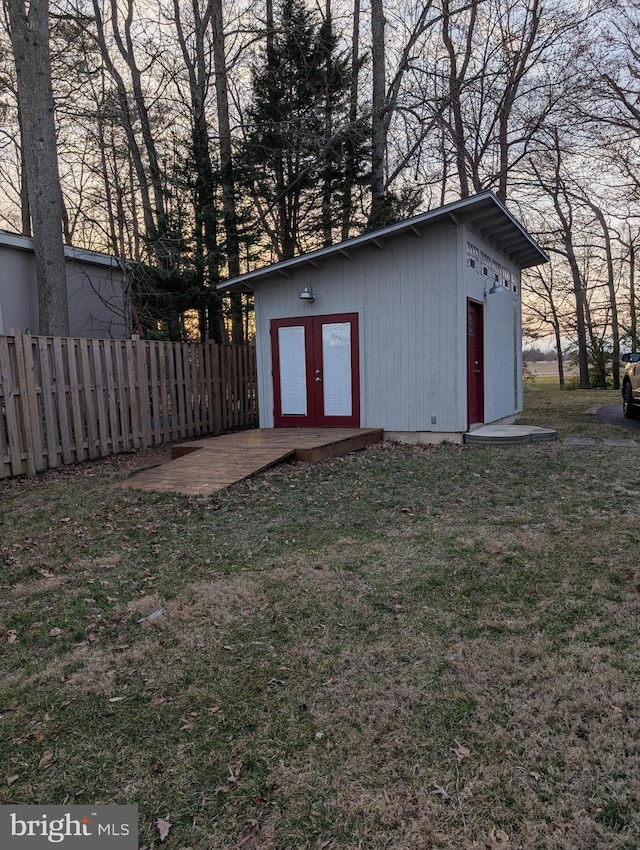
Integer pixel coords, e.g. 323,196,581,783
238,0,368,259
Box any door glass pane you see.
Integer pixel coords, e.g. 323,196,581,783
322,322,352,417
278,325,307,415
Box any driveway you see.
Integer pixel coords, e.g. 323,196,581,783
596,402,640,432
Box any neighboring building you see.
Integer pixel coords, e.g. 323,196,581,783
0,230,128,338
220,191,548,443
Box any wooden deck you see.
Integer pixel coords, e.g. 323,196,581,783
117,428,383,496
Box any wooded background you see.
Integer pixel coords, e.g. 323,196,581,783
1,0,638,388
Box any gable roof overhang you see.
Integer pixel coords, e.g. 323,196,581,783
218,191,549,294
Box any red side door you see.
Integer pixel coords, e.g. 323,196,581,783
271,313,360,427
467,300,484,428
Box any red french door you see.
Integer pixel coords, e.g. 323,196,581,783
467,300,485,428
271,313,360,427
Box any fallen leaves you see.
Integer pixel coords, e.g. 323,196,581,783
236,820,259,848
486,827,509,849
137,608,164,624
49,627,63,637
216,761,243,794
15,731,44,745
155,818,171,842
6,630,18,644
6,775,19,786
38,750,55,770
452,741,471,762
431,785,451,802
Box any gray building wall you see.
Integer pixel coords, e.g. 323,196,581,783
0,238,127,338
254,221,523,437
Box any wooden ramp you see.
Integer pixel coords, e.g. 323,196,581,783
117,428,383,496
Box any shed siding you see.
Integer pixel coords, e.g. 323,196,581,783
66,261,127,338
0,248,126,338
255,225,463,432
0,245,39,333
462,225,522,421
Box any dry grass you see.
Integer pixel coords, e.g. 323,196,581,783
1,388,639,849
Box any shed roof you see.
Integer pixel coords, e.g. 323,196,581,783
0,229,122,269
219,191,548,293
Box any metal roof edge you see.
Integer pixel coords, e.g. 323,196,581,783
218,191,548,291
0,229,121,269
481,193,550,266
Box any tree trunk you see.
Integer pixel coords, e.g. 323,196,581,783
554,325,565,387
341,0,360,240
7,0,69,335
532,145,590,387
591,203,620,388
563,236,590,388
173,0,224,342
212,0,244,343
111,0,167,239
441,0,476,199
17,110,31,236
321,0,334,248
91,0,157,243
369,0,386,227
496,0,540,201
629,230,638,350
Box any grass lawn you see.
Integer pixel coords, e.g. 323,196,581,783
1,384,639,849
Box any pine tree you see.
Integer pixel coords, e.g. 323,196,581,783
238,0,368,259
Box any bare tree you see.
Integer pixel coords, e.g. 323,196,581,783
530,131,590,387
581,196,621,388
523,265,570,385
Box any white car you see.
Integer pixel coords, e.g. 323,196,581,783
621,352,640,418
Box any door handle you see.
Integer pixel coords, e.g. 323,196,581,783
315,377,322,382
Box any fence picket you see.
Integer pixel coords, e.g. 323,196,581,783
103,342,121,454
52,338,72,465
67,340,86,462
114,341,131,452
79,339,99,459
38,337,59,468
0,337,11,477
13,332,38,476
211,343,222,435
91,339,110,456
156,342,170,442
124,340,141,450
0,336,25,476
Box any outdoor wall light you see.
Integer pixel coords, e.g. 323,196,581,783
299,285,315,303
488,281,510,296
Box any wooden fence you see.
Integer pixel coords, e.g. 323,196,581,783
0,332,257,479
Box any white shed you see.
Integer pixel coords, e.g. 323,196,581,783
0,230,128,338
220,191,548,443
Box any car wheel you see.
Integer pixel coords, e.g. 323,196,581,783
623,382,638,419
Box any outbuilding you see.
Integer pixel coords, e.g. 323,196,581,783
0,230,128,338
220,191,548,443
